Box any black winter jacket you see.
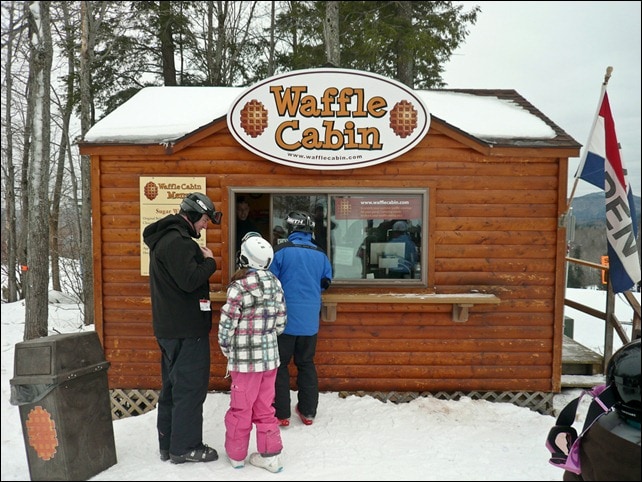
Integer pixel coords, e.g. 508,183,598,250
143,214,217,338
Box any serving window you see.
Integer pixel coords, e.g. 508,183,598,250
231,189,427,285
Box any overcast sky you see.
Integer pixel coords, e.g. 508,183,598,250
442,1,641,200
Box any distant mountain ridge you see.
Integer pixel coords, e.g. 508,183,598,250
570,192,641,225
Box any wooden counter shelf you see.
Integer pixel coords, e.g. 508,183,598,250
210,291,500,323
321,292,500,323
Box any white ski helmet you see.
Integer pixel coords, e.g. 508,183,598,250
239,235,274,269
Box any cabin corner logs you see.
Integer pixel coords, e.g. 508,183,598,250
78,69,581,395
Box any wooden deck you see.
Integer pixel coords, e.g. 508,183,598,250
562,335,604,388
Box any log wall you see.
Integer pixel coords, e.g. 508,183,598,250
86,121,572,394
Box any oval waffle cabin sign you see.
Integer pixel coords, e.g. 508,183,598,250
227,68,430,170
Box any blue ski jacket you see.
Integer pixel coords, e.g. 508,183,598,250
269,231,333,336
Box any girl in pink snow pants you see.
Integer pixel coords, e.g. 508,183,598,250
218,234,286,472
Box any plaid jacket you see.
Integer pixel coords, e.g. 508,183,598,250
218,268,287,372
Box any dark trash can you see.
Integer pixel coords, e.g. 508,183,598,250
10,331,117,481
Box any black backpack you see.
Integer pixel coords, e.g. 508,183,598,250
546,384,618,474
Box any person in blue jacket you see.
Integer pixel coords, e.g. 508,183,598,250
269,210,333,427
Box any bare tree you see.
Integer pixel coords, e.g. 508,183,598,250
188,1,267,86
323,1,339,67
18,35,32,304
24,0,53,340
1,1,35,304
267,0,276,76
1,1,25,302
79,0,98,325
395,1,413,87
158,0,177,85
48,1,78,293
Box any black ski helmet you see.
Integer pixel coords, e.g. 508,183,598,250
286,210,315,233
606,338,641,424
180,192,222,224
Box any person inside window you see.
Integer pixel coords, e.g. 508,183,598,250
236,196,258,251
312,204,336,255
386,221,418,278
356,221,377,277
272,225,286,246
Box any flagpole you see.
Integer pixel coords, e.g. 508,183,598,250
566,66,613,212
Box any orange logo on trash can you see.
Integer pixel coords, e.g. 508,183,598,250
25,406,58,460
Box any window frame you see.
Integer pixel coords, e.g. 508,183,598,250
230,187,428,286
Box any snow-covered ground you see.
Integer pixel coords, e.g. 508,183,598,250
2,287,638,480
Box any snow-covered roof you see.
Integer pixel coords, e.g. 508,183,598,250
82,86,578,148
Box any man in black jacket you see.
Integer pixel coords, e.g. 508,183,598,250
143,192,222,464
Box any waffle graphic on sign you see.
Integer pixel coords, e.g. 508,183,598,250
337,199,352,217
25,406,59,461
144,181,158,201
389,100,418,138
240,99,268,138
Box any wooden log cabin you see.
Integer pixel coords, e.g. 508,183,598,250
78,68,581,416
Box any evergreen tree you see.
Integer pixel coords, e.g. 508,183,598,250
272,1,479,88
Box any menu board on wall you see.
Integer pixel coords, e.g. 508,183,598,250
139,177,206,276
334,196,421,220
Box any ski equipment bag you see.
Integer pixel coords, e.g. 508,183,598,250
545,384,617,474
